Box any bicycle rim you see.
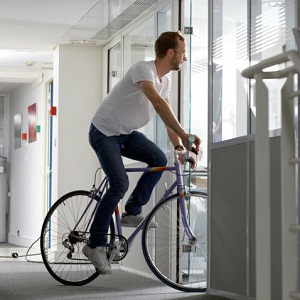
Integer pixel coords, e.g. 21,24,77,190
40,190,115,286
142,191,207,292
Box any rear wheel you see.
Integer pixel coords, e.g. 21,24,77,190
40,190,115,286
142,191,207,292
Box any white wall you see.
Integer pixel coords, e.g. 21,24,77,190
8,71,52,246
52,45,102,201
7,45,103,247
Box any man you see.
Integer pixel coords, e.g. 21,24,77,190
83,31,201,274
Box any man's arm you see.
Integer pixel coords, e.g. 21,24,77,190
138,80,200,151
166,126,181,147
164,99,184,148
139,80,198,150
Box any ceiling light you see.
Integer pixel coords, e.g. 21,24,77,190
69,40,97,46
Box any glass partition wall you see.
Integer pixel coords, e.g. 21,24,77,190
212,0,248,143
104,0,298,296
123,17,157,142
107,42,121,92
211,0,295,143
104,0,209,288
209,0,297,297
250,0,291,133
181,0,209,286
183,0,209,169
107,4,172,151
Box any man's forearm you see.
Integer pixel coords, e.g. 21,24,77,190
154,99,186,138
167,127,181,147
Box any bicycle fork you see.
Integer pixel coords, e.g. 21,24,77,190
179,192,197,246
175,161,197,249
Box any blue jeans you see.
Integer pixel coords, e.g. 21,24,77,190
88,124,167,247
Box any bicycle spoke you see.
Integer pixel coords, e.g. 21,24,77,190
40,190,115,286
142,192,207,292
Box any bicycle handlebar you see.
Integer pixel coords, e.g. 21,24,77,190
175,149,199,169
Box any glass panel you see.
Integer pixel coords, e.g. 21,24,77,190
212,0,248,142
182,0,209,285
250,0,293,133
122,3,172,151
108,43,121,93
156,3,172,152
183,0,209,169
123,17,156,142
0,96,4,145
157,3,172,33
123,18,156,74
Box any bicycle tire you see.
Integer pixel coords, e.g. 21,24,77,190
142,190,207,292
40,190,115,286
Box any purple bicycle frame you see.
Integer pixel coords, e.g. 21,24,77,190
76,159,196,247
116,161,196,247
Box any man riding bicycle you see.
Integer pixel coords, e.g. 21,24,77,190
83,31,201,274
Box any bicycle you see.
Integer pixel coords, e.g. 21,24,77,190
40,146,207,292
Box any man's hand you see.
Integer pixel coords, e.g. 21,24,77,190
176,150,197,169
181,133,201,153
176,149,186,165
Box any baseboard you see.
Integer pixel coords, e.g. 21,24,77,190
7,232,37,248
0,233,6,242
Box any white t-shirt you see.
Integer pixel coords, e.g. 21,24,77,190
92,60,170,136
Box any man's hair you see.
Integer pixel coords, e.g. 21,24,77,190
155,31,185,59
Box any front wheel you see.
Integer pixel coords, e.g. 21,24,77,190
142,191,207,292
40,190,115,286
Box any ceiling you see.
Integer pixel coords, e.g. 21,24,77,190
0,0,158,94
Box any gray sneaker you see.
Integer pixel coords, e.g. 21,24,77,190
121,213,158,228
82,244,112,274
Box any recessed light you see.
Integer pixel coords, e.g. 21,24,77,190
69,40,97,46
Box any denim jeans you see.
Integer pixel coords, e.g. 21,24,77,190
88,123,167,247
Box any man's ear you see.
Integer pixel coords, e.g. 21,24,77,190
168,48,174,57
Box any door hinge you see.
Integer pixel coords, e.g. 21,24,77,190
184,26,193,35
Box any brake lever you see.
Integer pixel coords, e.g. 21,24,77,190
190,146,198,156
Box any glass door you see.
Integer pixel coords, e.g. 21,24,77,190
182,0,209,170
182,0,209,286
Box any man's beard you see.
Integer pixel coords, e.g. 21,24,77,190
171,60,182,71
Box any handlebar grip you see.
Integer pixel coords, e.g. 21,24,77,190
188,136,195,147
188,135,198,155
188,136,199,155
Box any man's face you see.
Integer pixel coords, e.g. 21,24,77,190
170,40,187,71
